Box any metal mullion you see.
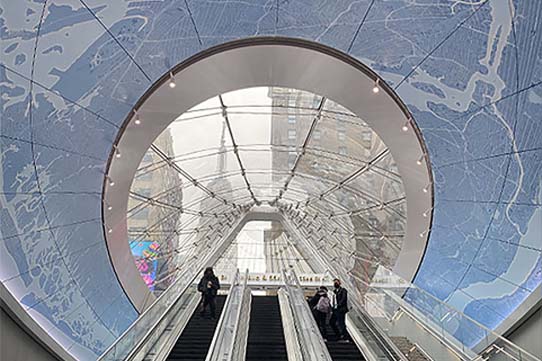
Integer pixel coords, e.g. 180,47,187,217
128,195,245,247
275,97,327,203
285,210,380,265
331,196,407,218
301,148,391,208
321,148,390,198
172,196,253,229
302,202,403,254
305,201,388,242
179,187,254,212
218,95,258,203
129,191,225,219
171,146,232,164
276,169,386,208
150,144,232,206
303,146,402,182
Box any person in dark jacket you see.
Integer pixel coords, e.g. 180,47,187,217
197,267,220,319
330,278,349,342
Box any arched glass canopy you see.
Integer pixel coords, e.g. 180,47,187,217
127,87,407,294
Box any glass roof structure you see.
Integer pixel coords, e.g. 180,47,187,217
0,1,540,360
127,87,406,294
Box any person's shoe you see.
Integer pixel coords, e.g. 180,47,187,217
323,338,328,343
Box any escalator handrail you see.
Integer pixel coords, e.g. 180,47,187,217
281,269,333,361
205,269,240,361
206,269,251,361
99,215,246,361
98,257,202,361
228,270,251,361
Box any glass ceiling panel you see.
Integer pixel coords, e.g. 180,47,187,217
128,86,407,294
295,150,360,185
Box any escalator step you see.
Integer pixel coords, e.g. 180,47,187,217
166,296,226,361
245,296,288,361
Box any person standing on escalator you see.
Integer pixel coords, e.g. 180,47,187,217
198,267,220,320
330,278,349,342
312,286,331,341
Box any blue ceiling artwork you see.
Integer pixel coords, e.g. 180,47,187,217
1,0,540,359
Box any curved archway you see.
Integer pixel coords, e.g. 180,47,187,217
103,38,433,311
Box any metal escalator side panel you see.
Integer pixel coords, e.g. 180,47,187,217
205,270,251,361
278,289,303,361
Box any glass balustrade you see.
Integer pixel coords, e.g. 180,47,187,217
347,267,540,361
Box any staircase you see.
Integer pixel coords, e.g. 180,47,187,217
167,295,226,361
391,336,430,361
246,296,288,361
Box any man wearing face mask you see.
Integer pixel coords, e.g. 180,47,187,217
330,278,349,342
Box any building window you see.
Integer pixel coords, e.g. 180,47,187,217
136,171,152,181
288,115,296,124
313,129,321,140
312,96,321,109
142,152,153,163
132,207,150,220
288,129,296,141
338,146,347,156
288,98,296,108
137,188,152,198
288,152,297,168
338,129,346,141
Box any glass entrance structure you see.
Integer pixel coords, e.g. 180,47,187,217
0,2,540,360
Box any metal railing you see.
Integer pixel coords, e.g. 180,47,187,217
98,215,246,361
206,269,251,361
348,268,542,361
281,269,333,361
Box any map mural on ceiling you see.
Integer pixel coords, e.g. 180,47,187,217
1,0,540,359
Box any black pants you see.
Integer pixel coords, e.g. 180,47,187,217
200,294,216,318
330,310,347,338
315,310,328,338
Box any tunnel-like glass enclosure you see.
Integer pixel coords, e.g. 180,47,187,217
1,1,540,360
127,87,406,295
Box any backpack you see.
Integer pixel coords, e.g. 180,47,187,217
315,296,331,313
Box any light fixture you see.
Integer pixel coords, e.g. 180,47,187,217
422,207,432,218
168,72,176,88
417,154,424,165
107,205,113,211
134,112,141,125
115,146,121,158
106,176,115,187
423,184,430,193
372,79,380,94
402,118,411,132
108,228,113,234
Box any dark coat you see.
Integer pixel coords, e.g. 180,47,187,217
334,287,348,313
309,289,327,308
198,275,220,297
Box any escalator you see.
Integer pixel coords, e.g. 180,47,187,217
167,295,226,361
321,322,365,361
246,296,288,361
